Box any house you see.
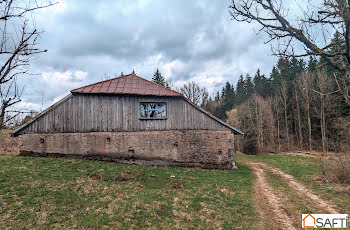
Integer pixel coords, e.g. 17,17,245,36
302,214,316,228
13,73,243,169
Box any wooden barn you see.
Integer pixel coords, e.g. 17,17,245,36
13,73,243,169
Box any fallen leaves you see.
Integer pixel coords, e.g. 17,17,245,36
86,172,142,182
87,173,105,181
115,193,124,197
86,172,185,190
117,176,139,182
172,182,183,190
216,186,236,195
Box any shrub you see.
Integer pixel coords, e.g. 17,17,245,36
319,155,350,184
242,133,258,155
0,129,20,154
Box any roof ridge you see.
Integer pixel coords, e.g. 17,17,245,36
131,74,181,95
71,73,133,92
71,72,183,97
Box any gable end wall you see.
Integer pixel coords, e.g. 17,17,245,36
17,94,231,134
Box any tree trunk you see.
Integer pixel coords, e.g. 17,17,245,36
306,99,312,152
284,99,289,151
269,101,276,149
320,95,327,152
275,101,281,151
299,73,312,152
295,91,303,150
254,96,261,148
279,82,289,151
0,102,6,129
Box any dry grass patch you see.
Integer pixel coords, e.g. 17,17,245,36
266,171,326,228
0,154,256,229
319,155,350,185
0,129,20,154
237,153,350,213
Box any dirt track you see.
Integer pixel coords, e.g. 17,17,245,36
248,162,341,229
250,163,296,230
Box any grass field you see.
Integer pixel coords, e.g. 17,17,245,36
237,153,350,213
1,151,349,229
0,154,256,229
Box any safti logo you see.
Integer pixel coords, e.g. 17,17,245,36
302,214,348,228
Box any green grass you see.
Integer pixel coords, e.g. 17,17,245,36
0,155,256,229
237,153,350,213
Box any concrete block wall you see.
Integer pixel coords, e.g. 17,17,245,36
20,130,236,169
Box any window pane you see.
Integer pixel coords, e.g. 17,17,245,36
139,102,166,119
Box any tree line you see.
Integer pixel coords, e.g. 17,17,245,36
152,53,350,155
226,0,350,154
200,56,350,154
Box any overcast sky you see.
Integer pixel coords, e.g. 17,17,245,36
18,0,278,112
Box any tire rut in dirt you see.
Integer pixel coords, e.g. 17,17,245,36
255,162,340,214
249,163,296,230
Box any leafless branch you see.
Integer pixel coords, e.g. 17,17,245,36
0,0,55,128
229,0,350,105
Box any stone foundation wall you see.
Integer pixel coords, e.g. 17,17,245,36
20,130,236,169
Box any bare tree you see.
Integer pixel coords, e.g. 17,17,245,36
180,81,208,106
272,95,281,151
313,69,338,152
227,94,276,153
0,1,55,128
294,86,303,150
39,89,45,112
297,71,314,151
278,81,289,150
229,0,350,104
266,97,276,149
0,77,24,127
254,94,264,148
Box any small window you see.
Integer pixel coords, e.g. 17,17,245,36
140,102,166,119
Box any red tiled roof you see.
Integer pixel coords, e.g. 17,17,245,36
71,73,183,97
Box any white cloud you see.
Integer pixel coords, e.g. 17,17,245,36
38,70,87,106
42,71,72,81
16,101,41,112
18,0,280,112
53,92,70,103
74,70,88,80
162,59,186,79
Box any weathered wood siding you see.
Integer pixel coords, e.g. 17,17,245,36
17,94,230,134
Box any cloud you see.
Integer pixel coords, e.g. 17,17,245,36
16,101,42,112
16,70,88,112
74,71,88,80
17,0,278,110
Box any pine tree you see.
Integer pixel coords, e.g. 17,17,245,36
236,75,246,105
253,69,272,97
216,82,236,119
307,56,318,72
152,69,166,86
244,74,254,99
223,82,235,111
